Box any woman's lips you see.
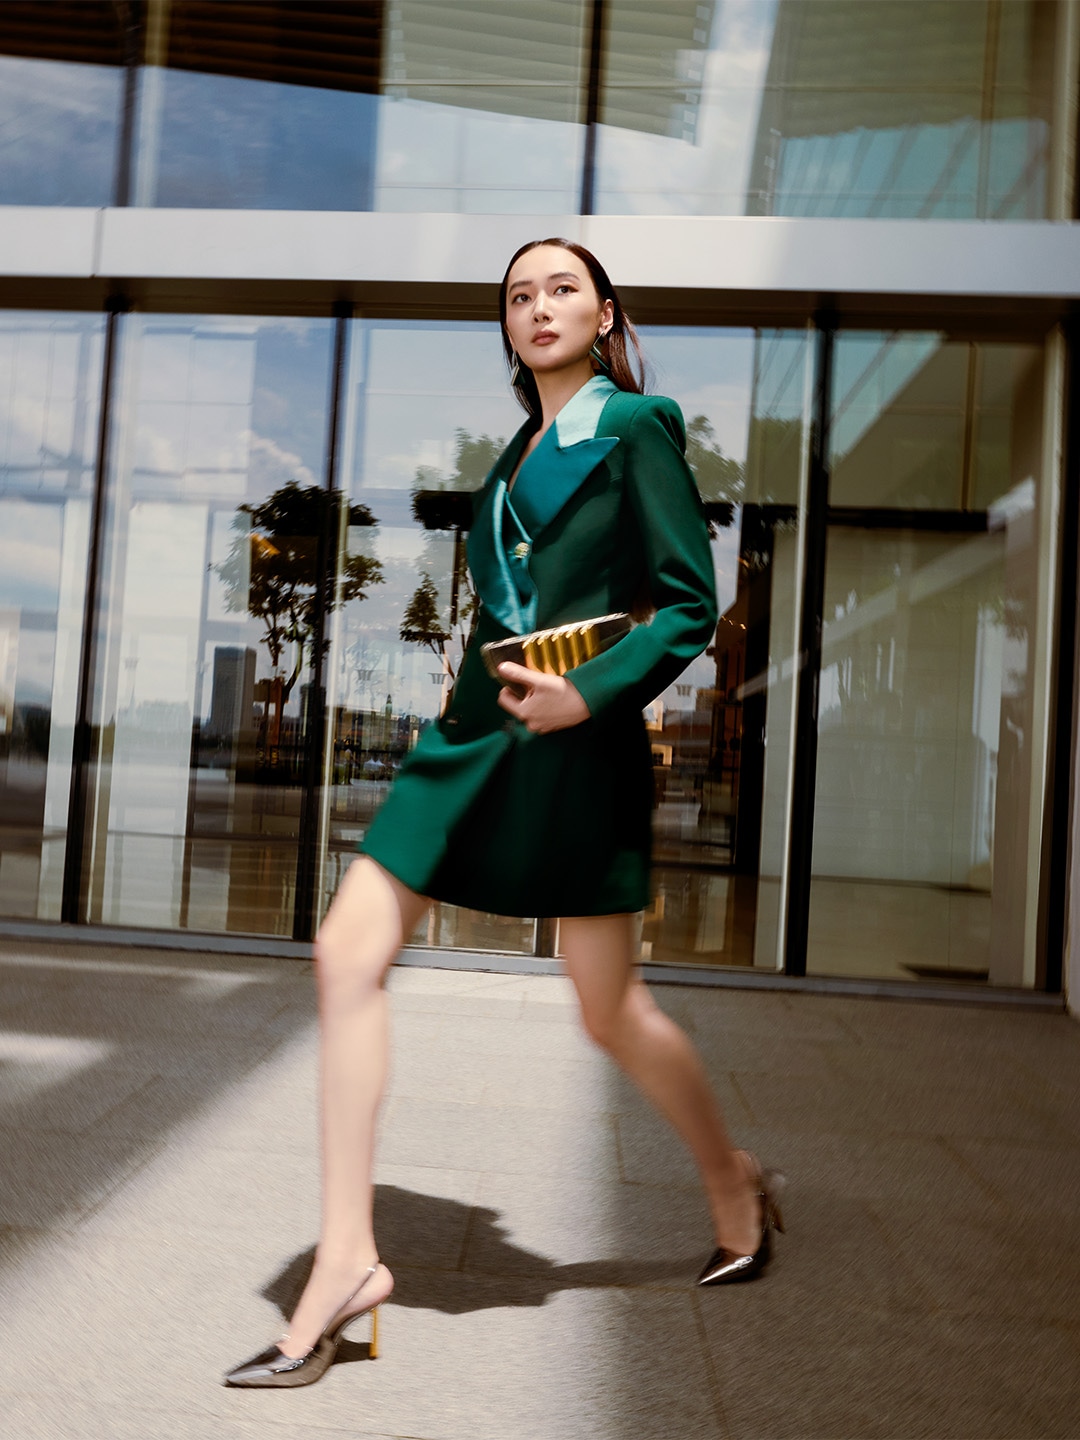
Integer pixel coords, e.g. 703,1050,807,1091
531,332,558,345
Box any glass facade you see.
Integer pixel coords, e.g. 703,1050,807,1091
807,337,1050,984
0,312,104,919
634,327,811,969
79,315,336,935
0,1,1062,217
0,0,1074,995
0,2,127,206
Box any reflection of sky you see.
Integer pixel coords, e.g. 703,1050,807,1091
0,56,121,206
0,318,104,484
642,326,756,461
375,93,581,212
349,322,518,495
129,318,333,489
143,69,378,210
596,0,778,215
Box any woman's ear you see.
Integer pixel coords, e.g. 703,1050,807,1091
600,298,614,335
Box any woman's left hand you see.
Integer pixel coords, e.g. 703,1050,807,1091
496,663,591,733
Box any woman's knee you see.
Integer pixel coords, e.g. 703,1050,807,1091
313,917,388,998
313,860,405,996
579,980,652,1053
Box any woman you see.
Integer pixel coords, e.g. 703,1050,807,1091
225,239,784,1389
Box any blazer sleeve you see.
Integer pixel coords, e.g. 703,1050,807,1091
566,395,719,721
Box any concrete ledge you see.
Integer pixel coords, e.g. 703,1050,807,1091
0,209,1078,310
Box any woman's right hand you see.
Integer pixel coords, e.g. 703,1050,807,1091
495,663,591,734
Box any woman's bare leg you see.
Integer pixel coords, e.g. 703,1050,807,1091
280,857,430,1357
560,913,760,1257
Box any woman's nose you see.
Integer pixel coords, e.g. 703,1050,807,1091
532,291,552,321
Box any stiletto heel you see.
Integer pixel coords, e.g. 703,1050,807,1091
224,1262,384,1387
697,1157,787,1287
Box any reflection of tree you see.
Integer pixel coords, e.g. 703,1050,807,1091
400,428,502,682
400,574,449,659
685,414,744,504
216,480,383,704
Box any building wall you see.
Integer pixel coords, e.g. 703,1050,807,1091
0,0,1077,996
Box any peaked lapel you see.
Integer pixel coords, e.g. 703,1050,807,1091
467,422,536,634
509,376,620,539
465,378,623,634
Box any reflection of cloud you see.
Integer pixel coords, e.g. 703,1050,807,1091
595,0,776,213
0,54,119,124
0,56,119,206
247,432,318,491
0,538,59,609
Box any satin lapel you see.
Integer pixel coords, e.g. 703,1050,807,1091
468,480,526,633
466,419,532,622
509,377,621,539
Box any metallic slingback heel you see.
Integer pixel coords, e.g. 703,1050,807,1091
224,1263,383,1388
697,1157,787,1287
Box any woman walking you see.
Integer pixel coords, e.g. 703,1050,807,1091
225,238,784,1389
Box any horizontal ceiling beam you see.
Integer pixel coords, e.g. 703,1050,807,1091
0,208,1077,319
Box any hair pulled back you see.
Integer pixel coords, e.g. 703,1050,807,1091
498,237,646,416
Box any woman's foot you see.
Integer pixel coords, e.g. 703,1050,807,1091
697,1151,786,1286
223,1258,392,1388
706,1149,763,1259
281,1256,394,1359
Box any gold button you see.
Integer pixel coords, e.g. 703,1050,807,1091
512,541,530,558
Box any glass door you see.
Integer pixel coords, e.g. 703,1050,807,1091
0,312,103,920
81,314,336,935
807,335,1050,986
633,326,812,969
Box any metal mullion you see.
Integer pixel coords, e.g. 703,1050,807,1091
61,298,128,923
112,1,143,207
783,320,835,976
1040,322,1079,995
578,0,606,216
293,302,351,942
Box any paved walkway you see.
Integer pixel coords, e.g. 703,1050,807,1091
1,937,1079,1440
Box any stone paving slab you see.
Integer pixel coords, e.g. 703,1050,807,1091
1,937,1079,1439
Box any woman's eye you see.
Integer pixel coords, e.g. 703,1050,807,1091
511,293,530,303
555,284,574,295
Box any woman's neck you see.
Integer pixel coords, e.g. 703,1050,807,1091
532,359,597,438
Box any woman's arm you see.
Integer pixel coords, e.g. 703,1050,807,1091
565,395,719,721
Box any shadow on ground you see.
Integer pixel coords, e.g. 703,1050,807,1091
265,1184,695,1324
0,940,311,1266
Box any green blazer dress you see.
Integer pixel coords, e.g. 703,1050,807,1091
360,375,719,917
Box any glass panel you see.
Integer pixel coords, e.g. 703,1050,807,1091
379,0,586,211
596,0,1056,219
0,2,125,205
807,337,1047,986
83,315,335,935
0,313,103,918
133,1,382,209
374,87,582,213
133,0,586,213
634,327,811,969
322,319,534,952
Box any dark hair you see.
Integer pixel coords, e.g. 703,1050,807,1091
498,237,646,416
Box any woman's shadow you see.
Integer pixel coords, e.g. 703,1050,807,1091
262,1184,697,1367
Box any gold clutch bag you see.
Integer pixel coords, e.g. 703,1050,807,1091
481,612,632,695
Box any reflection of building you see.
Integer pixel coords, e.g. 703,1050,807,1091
0,1,1077,1013
748,0,1053,218
206,646,257,760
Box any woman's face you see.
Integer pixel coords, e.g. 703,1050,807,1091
503,244,613,378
